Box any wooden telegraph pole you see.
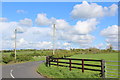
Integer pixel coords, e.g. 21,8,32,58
53,24,56,55
14,29,17,62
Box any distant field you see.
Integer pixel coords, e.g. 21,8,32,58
69,53,119,78
3,51,35,55
38,53,119,78
0,53,1,65
2,50,53,56
2,50,46,64
69,53,118,61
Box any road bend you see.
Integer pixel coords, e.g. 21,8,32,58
2,61,45,78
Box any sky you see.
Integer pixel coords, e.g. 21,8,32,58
0,1,118,50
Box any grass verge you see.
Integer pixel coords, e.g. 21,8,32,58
37,63,100,78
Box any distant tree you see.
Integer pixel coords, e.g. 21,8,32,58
107,44,113,52
88,48,100,54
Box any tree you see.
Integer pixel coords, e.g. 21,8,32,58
88,48,100,54
107,44,113,52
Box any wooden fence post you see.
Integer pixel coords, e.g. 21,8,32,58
46,56,48,67
101,60,105,78
82,59,84,73
57,59,59,66
48,56,51,67
69,59,72,71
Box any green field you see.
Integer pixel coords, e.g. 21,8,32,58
69,53,119,78
3,50,40,55
1,49,76,64
2,50,46,64
37,53,119,78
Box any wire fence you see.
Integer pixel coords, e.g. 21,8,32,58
105,60,120,78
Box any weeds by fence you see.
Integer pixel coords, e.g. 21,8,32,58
46,56,105,78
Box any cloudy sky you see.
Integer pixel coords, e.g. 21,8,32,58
0,1,118,50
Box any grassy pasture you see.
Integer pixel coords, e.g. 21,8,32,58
2,50,46,64
38,53,119,78
2,50,34,55
70,53,119,78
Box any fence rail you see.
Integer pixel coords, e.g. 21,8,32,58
46,56,105,78
106,64,120,66
106,71,120,74
105,61,120,62
50,61,102,67
106,68,119,71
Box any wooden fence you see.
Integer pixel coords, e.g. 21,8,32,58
46,56,105,78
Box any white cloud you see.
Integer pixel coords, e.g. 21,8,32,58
17,38,27,48
0,22,17,34
16,27,25,33
95,43,105,49
2,40,13,50
1,12,98,49
63,42,71,46
108,4,118,16
101,25,118,49
35,13,53,26
50,18,97,48
101,25,118,37
11,35,15,40
20,27,51,42
53,19,97,48
19,18,33,27
71,1,118,19
16,10,26,14
35,13,96,48
34,41,52,49
0,17,8,22
54,19,70,30
71,34,95,46
74,18,98,34
57,30,95,47
35,13,70,30
1,24,52,49
1,19,96,49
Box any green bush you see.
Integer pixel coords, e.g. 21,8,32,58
16,55,32,62
52,51,75,58
2,54,33,64
2,56,14,64
10,52,15,57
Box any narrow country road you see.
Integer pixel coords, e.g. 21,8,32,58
2,61,45,78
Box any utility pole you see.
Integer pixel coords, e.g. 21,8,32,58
14,29,17,62
1,33,3,62
69,42,71,54
53,24,56,55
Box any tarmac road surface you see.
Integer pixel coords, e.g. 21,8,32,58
2,61,45,78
